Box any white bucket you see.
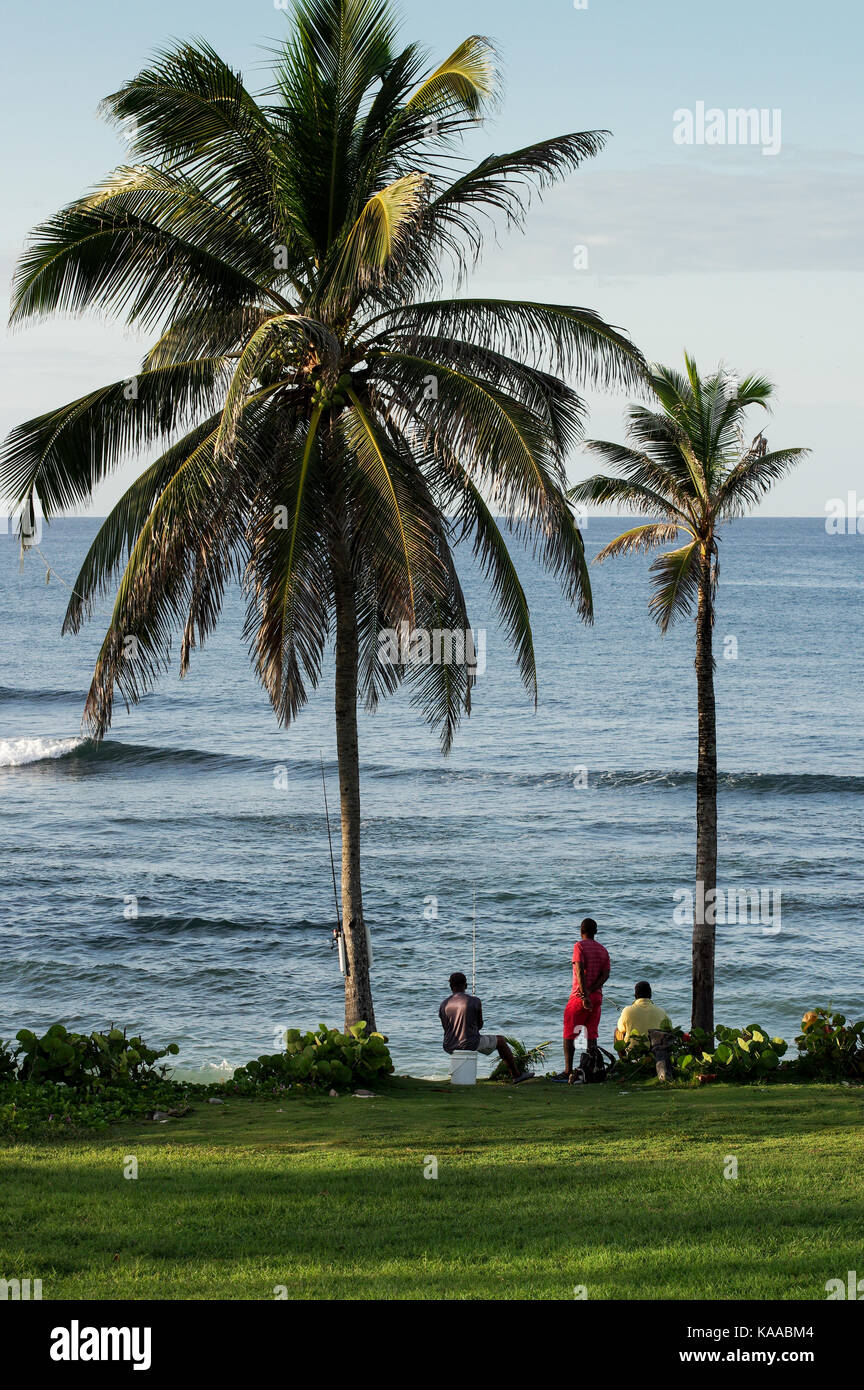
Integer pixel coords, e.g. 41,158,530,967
450,1050,478,1086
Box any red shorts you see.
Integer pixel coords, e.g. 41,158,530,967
563,991,602,1041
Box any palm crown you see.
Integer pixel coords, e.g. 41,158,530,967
2,0,644,751
570,354,808,629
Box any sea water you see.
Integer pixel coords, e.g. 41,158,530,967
1,517,861,1077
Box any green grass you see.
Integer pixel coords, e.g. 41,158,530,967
2,1079,862,1300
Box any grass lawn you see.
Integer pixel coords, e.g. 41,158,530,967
2,1078,862,1300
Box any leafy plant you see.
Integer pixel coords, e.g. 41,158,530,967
0,1077,190,1137
613,1026,712,1081
230,1023,394,1094
88,1027,180,1083
793,1008,864,1079
677,1024,788,1081
489,1038,551,1082
0,1040,17,1081
14,1022,179,1088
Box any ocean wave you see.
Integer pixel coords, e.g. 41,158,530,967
0,735,86,767
117,914,329,937
2,732,861,797
379,765,864,796
0,685,87,704
595,769,864,796
0,736,260,772
169,1060,235,1084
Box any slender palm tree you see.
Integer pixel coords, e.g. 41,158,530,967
1,0,644,1030
569,355,808,1035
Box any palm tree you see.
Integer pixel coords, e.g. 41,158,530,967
1,0,644,1030
569,356,807,1035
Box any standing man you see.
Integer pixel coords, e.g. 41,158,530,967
558,917,611,1080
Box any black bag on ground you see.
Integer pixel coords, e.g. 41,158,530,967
575,1043,616,1084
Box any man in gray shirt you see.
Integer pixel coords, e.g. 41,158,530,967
438,972,529,1081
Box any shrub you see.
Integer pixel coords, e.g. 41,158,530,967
793,1008,864,1079
230,1022,394,1094
677,1024,788,1080
613,1026,712,1081
0,1040,17,1082
0,1077,188,1137
489,1037,551,1081
14,1023,179,1088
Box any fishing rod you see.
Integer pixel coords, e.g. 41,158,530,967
471,884,477,995
320,752,348,977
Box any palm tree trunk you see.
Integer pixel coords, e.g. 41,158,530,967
691,543,717,1037
332,538,376,1032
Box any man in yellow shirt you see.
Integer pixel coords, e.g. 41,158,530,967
615,981,673,1046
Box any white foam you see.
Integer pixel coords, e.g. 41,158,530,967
169,1059,236,1084
0,735,85,768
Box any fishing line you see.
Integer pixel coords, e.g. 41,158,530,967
471,883,477,995
26,543,117,622
320,752,348,977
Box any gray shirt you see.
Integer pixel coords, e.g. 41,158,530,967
439,991,484,1053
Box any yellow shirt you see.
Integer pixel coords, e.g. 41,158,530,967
616,998,673,1042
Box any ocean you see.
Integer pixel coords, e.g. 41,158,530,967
1,516,861,1079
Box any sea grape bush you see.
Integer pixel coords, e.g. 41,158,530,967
615,1010,864,1083
794,1008,864,1079
677,1024,788,1079
613,1026,712,1080
12,1022,180,1088
230,1022,394,1093
0,1078,189,1137
0,1023,187,1136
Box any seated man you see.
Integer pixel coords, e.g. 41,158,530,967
438,972,530,1082
615,981,673,1046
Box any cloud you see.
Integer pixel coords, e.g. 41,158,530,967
471,160,864,276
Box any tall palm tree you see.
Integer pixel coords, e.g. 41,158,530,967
569,356,807,1035
1,0,644,1030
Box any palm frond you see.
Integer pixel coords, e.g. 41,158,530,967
714,447,810,518
215,314,338,453
9,201,283,334
100,39,278,238
80,403,257,735
647,540,701,633
367,299,645,392
323,172,428,302
0,359,228,516
426,131,607,265
62,413,222,634
405,35,497,118
568,469,687,522
243,409,331,724
369,349,562,511
594,522,685,563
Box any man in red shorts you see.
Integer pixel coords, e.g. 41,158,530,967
558,917,611,1080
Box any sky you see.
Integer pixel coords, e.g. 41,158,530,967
0,0,861,516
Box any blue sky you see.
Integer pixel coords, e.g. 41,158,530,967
1,0,861,514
